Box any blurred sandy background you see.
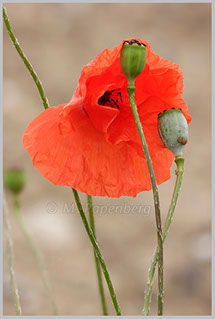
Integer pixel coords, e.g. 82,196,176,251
3,3,211,316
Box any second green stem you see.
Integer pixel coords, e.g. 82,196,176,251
72,189,121,315
87,195,108,315
127,84,163,315
143,156,184,315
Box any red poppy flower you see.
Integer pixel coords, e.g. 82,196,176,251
23,38,191,198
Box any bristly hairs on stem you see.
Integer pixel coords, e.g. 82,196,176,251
143,156,184,315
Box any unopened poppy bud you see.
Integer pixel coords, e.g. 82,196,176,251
120,39,146,87
158,108,188,157
4,168,26,195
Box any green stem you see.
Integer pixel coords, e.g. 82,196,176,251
3,6,58,314
3,193,22,315
3,6,120,314
143,156,184,315
73,189,121,316
12,195,58,315
127,84,163,315
3,6,49,109
87,195,108,315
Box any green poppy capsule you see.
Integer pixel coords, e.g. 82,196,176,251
4,168,26,195
120,39,146,87
158,109,189,157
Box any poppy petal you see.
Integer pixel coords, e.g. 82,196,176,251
23,103,174,197
23,38,191,198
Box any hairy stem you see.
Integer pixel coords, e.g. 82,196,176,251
13,195,58,315
127,84,163,315
143,156,184,315
87,195,108,315
3,6,49,109
3,193,22,315
73,189,121,315
3,6,121,315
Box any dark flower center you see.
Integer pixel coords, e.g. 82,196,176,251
98,89,123,109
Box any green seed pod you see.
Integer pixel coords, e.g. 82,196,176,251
120,39,146,87
4,168,26,195
158,109,188,157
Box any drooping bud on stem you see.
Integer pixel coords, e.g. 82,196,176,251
158,108,189,157
120,39,146,89
4,168,26,195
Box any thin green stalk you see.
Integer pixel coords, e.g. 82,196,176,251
13,195,58,315
3,7,120,314
3,6,49,109
73,189,121,316
127,84,163,315
143,156,184,315
3,7,59,314
87,195,108,315
3,193,22,315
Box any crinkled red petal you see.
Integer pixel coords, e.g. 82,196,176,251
23,38,192,197
23,103,174,197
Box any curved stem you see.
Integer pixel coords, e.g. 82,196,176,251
3,193,22,315
13,195,58,315
3,6,120,314
87,195,108,315
3,6,49,109
127,84,163,315
143,156,184,315
73,189,121,316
